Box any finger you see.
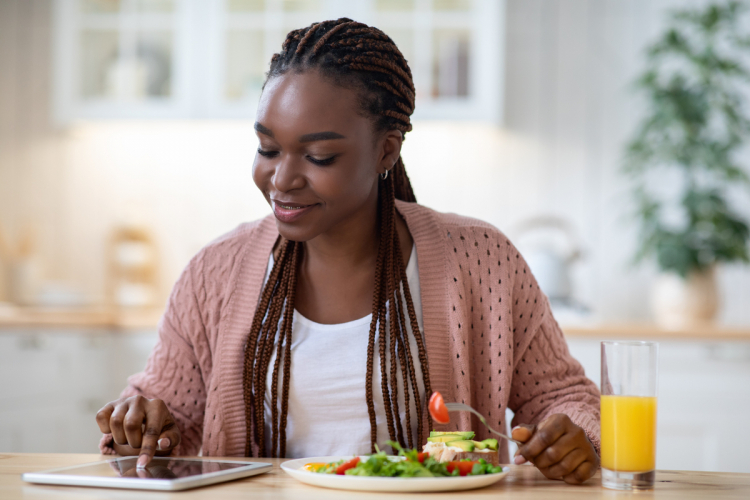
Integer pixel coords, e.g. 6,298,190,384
156,421,181,455
138,403,168,468
109,403,130,446
544,448,588,479
532,432,579,469
563,460,596,485
96,403,115,434
518,416,569,462
123,400,147,450
511,424,535,444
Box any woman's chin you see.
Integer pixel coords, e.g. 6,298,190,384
275,221,318,243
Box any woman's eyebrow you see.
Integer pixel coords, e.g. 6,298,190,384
299,131,346,143
254,122,274,137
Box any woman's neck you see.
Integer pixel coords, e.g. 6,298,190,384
287,198,414,325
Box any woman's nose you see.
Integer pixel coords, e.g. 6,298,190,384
272,155,306,193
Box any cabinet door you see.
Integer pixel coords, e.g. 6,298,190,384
0,330,112,452
53,0,192,121
0,329,158,453
207,0,505,122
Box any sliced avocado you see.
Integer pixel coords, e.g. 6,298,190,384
445,440,475,452
471,440,488,450
429,431,476,440
480,438,499,451
427,434,466,443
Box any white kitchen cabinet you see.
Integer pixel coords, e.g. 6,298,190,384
0,328,158,453
53,0,505,123
566,338,750,474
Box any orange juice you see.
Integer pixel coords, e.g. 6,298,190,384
600,395,657,472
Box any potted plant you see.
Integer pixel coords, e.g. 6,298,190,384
624,1,750,329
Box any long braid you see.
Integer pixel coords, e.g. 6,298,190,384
242,241,289,457
243,18,431,457
277,242,300,457
253,241,293,456
364,203,387,451
377,179,397,442
384,176,405,447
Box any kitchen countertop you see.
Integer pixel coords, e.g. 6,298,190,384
560,322,750,341
2,453,749,499
2,305,750,340
0,305,162,330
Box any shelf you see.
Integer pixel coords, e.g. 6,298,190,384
562,322,750,341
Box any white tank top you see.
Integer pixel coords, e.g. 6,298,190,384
261,244,425,458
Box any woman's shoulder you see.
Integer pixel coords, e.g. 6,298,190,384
186,214,278,286
204,214,276,252
396,200,513,249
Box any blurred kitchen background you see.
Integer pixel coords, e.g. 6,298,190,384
2,0,750,473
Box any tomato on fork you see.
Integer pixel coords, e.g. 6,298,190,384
428,391,450,424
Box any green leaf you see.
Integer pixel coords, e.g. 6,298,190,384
622,1,750,273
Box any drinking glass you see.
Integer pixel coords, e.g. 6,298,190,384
600,341,659,490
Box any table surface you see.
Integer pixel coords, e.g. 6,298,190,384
2,454,750,499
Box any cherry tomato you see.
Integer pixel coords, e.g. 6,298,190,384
446,460,478,476
417,452,429,463
336,457,361,475
428,391,450,424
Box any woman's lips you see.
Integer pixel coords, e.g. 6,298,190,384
272,201,317,223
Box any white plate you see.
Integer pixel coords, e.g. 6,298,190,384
280,456,510,493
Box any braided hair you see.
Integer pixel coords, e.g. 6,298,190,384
243,18,432,458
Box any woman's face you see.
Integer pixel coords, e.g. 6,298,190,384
252,70,402,242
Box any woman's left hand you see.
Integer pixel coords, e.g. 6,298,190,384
511,413,599,484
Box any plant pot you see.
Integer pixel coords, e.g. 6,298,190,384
651,266,719,330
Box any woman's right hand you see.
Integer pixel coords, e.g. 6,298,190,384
96,395,181,468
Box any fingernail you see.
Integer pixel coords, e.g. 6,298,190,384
512,426,520,432
514,455,527,465
137,455,149,469
157,438,170,451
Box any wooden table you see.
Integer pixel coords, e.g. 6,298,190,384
2,454,750,499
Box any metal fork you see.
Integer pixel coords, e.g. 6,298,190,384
445,402,522,445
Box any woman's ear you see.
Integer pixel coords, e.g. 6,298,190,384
377,130,404,175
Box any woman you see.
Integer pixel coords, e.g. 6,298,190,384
95,19,601,484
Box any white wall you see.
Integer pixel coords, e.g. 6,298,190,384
1,0,749,324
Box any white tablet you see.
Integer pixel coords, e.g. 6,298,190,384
22,456,273,491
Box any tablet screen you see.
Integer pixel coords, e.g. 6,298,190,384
54,457,252,480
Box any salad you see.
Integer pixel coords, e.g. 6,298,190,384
302,442,505,478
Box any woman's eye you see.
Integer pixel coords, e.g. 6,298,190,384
307,155,337,166
257,148,279,158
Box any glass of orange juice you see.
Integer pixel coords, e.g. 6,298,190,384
600,341,658,490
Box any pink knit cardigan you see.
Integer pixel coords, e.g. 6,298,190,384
100,201,600,462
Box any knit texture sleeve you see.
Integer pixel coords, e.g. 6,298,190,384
99,258,209,457
508,298,601,454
